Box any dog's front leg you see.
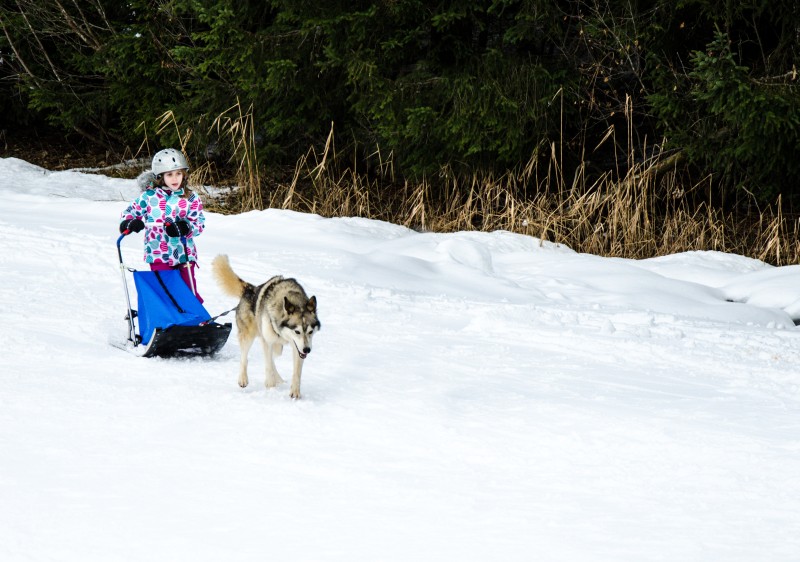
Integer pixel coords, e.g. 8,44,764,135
290,351,304,399
262,339,285,388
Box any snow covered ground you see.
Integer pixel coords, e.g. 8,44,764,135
1,157,799,561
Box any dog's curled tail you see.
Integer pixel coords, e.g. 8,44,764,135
211,254,250,298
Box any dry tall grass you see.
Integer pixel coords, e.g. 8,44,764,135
209,100,262,211
174,110,800,266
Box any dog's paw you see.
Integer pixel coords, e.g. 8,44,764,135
238,375,249,388
290,389,301,400
265,373,285,387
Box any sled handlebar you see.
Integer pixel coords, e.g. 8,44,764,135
116,233,138,347
116,233,128,262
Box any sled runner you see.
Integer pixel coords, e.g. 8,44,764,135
116,234,232,358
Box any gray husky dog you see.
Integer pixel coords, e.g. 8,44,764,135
211,255,320,398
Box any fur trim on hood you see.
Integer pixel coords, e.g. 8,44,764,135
136,171,158,191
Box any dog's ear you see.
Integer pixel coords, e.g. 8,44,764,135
306,296,317,312
284,296,296,314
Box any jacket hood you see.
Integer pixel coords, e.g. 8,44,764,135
135,171,184,196
136,171,157,191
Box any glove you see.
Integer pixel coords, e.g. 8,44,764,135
120,218,144,234
165,220,191,237
176,220,191,236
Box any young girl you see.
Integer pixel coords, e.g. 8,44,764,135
119,148,206,302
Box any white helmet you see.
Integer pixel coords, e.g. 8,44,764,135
151,148,190,177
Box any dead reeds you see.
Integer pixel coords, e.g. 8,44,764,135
243,133,799,265
157,109,800,266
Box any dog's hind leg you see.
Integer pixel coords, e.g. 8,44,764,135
289,351,304,399
262,339,285,388
237,331,255,388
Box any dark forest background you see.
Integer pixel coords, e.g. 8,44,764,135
1,0,799,208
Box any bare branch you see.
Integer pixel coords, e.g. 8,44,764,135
87,0,115,37
0,12,41,85
53,0,101,50
14,0,62,82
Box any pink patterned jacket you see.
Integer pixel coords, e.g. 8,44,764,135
120,185,205,266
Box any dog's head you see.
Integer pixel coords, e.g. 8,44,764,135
280,295,320,359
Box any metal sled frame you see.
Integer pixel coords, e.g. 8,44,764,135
116,233,231,358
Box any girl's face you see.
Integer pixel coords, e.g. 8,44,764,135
163,169,185,190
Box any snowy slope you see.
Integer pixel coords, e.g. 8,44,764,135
1,157,799,561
